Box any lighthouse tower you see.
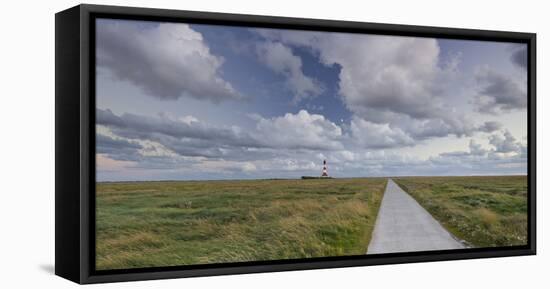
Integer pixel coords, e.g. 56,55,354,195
321,160,329,177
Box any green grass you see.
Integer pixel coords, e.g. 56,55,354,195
96,178,387,270
393,176,528,248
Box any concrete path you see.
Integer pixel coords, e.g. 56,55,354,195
367,179,465,254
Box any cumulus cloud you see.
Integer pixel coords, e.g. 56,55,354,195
468,139,488,156
350,117,414,148
96,108,528,179
348,115,498,149
96,109,362,179
474,66,527,114
97,133,142,153
430,129,526,175
253,110,343,150
256,41,323,103
429,131,526,175
96,113,524,180
511,45,528,70
323,140,526,177
489,130,522,153
254,29,499,143
96,109,259,160
319,35,443,121
97,109,346,164
478,121,503,133
96,19,241,102
256,30,445,119
399,115,476,140
428,150,525,175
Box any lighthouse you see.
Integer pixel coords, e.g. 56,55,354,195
321,160,329,177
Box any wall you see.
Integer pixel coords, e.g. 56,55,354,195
0,0,546,287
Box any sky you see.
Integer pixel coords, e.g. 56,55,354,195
95,18,528,181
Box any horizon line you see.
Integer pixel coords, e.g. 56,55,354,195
96,174,528,183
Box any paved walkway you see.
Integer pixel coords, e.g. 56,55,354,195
367,179,465,254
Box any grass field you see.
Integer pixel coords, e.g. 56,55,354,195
393,176,528,248
96,178,387,270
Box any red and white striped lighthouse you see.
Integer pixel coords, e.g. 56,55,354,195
321,160,329,177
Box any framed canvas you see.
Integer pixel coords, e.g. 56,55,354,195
55,4,536,284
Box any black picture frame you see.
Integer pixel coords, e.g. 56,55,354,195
55,4,536,284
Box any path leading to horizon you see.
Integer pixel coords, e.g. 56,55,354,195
367,179,465,254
